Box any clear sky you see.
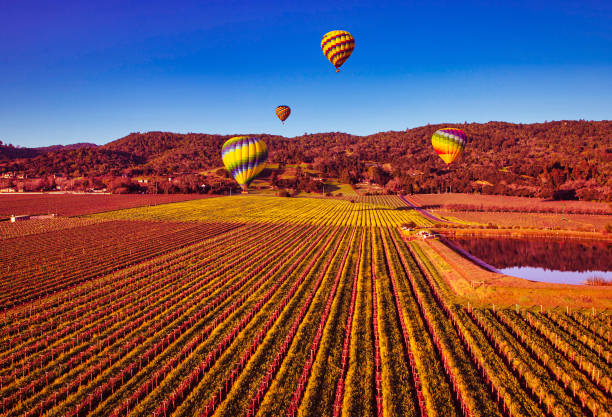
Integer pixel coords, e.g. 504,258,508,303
1,0,611,147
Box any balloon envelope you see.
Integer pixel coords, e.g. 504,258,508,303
321,30,354,72
222,136,268,190
275,105,291,123
431,128,467,164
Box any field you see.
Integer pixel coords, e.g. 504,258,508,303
405,193,612,233
436,211,612,233
90,195,429,227
0,195,610,417
411,193,612,214
0,194,215,218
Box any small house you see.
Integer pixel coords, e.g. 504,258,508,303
10,215,30,223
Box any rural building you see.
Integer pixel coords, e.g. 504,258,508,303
10,215,30,222
416,230,437,239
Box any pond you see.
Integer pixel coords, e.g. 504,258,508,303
451,237,612,285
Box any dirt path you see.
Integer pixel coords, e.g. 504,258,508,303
400,195,453,223
436,235,500,273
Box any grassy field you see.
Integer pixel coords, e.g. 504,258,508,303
0,194,610,417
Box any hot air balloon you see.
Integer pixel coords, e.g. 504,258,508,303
221,136,268,192
431,128,467,165
321,30,354,72
275,105,291,123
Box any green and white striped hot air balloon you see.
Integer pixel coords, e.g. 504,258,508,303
221,136,268,192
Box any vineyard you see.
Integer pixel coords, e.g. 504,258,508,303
0,194,214,218
0,195,610,417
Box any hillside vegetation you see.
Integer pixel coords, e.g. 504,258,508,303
1,120,610,200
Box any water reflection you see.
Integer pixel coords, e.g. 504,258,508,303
452,237,612,285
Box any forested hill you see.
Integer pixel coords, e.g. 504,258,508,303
0,142,97,162
1,120,611,200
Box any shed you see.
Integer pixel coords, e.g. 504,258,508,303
10,215,30,223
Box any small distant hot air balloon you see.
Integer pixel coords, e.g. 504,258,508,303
221,136,268,192
275,105,291,123
431,128,467,164
321,30,354,72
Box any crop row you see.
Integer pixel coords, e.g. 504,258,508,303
285,227,358,416
51,222,316,417
104,223,330,415
403,229,610,417
0,223,277,375
176,225,352,417
371,227,419,417
0,221,239,309
368,231,454,417
0,222,266,330
138,224,337,417
331,228,364,417
568,310,611,344
519,310,611,393
0,217,106,240
544,310,611,364
0,193,212,217
396,234,505,417
238,226,349,417
341,227,376,417
1,218,606,417
335,195,408,209
371,232,384,417
380,228,427,417
491,308,611,415
245,226,355,417
1,222,312,416
92,195,433,227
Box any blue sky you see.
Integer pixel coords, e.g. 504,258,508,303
1,0,611,147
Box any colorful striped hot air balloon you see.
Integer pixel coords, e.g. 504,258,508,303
321,30,354,72
431,128,467,165
275,105,291,123
221,136,268,192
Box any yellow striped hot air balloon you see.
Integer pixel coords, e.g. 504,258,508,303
321,30,355,72
431,128,467,164
221,136,268,192
275,105,291,123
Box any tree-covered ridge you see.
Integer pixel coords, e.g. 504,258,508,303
1,120,610,200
